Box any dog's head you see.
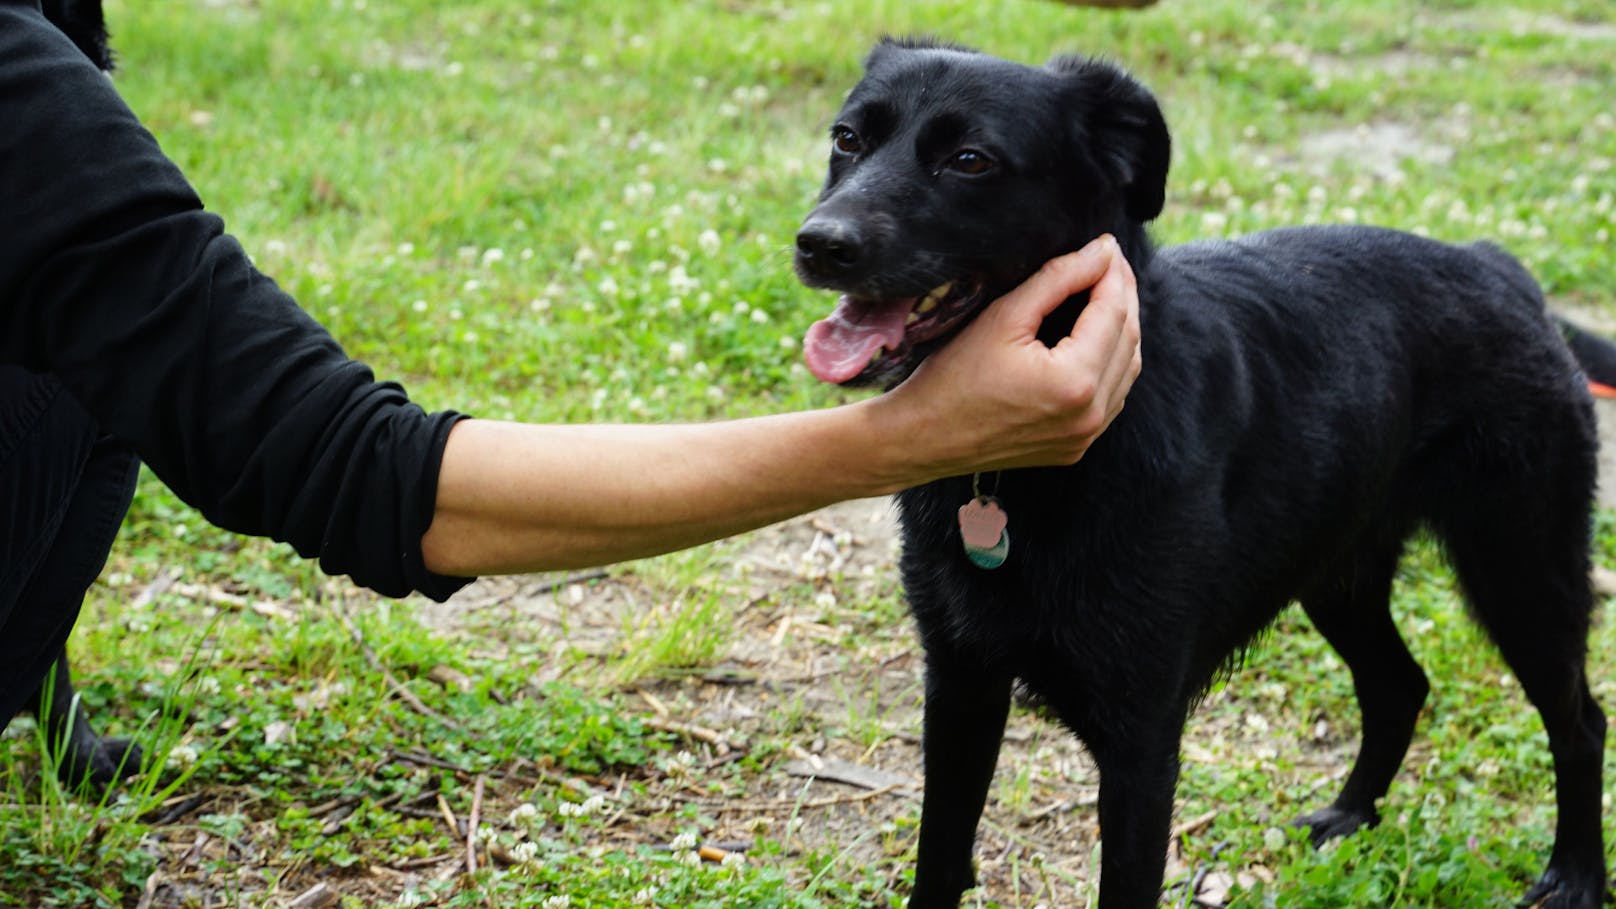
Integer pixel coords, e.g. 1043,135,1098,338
795,38,1168,387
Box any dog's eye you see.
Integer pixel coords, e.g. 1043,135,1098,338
832,127,863,155
947,149,995,176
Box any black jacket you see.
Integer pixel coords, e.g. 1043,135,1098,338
0,1,471,600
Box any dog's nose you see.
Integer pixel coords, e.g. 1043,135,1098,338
795,216,865,272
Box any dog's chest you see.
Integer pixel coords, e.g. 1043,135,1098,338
894,480,1111,656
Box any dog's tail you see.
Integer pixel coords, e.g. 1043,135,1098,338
1469,240,1616,398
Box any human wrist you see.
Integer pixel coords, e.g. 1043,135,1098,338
847,389,960,493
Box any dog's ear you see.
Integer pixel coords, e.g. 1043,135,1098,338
1047,56,1170,222
864,35,978,72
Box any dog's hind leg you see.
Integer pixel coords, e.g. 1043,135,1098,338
1440,514,1607,909
1292,537,1427,844
909,651,1014,909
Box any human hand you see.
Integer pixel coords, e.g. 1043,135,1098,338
875,234,1141,478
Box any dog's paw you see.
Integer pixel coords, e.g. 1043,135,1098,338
1518,867,1611,909
1291,805,1376,847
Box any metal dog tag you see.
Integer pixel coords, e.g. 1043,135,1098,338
958,496,1010,569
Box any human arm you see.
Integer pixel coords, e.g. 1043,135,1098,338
421,237,1140,574
2,6,1138,591
1,8,465,599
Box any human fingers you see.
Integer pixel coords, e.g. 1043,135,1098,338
1045,242,1139,438
1060,239,1137,352
990,234,1120,334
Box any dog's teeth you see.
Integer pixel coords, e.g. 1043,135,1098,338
917,281,953,315
906,311,920,326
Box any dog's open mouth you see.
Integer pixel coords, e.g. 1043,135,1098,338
803,278,985,384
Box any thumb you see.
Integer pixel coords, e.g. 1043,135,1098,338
994,234,1119,333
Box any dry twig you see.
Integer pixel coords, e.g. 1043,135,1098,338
466,775,486,875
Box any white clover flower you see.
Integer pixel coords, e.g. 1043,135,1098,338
634,887,657,904
511,841,540,864
168,744,200,768
580,795,608,815
814,591,836,609
670,831,698,851
443,61,464,77
462,279,481,293
529,298,551,312
597,277,620,297
721,851,746,869
707,158,728,174
779,336,798,351
668,266,698,294
396,890,428,908
510,803,539,825
481,248,504,265
612,239,633,256
411,300,428,313
541,897,571,909
749,309,769,325
697,229,721,256
666,342,688,363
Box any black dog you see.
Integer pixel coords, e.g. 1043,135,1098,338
12,0,145,792
796,39,1609,909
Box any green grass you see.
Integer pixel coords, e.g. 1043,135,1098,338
5,0,1616,906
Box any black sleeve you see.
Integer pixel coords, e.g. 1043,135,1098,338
0,2,474,601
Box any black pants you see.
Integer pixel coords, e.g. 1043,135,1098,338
0,365,138,724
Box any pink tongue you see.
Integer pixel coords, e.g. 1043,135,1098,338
802,295,912,383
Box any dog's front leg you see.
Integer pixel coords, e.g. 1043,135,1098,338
1092,724,1183,909
909,652,1013,909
